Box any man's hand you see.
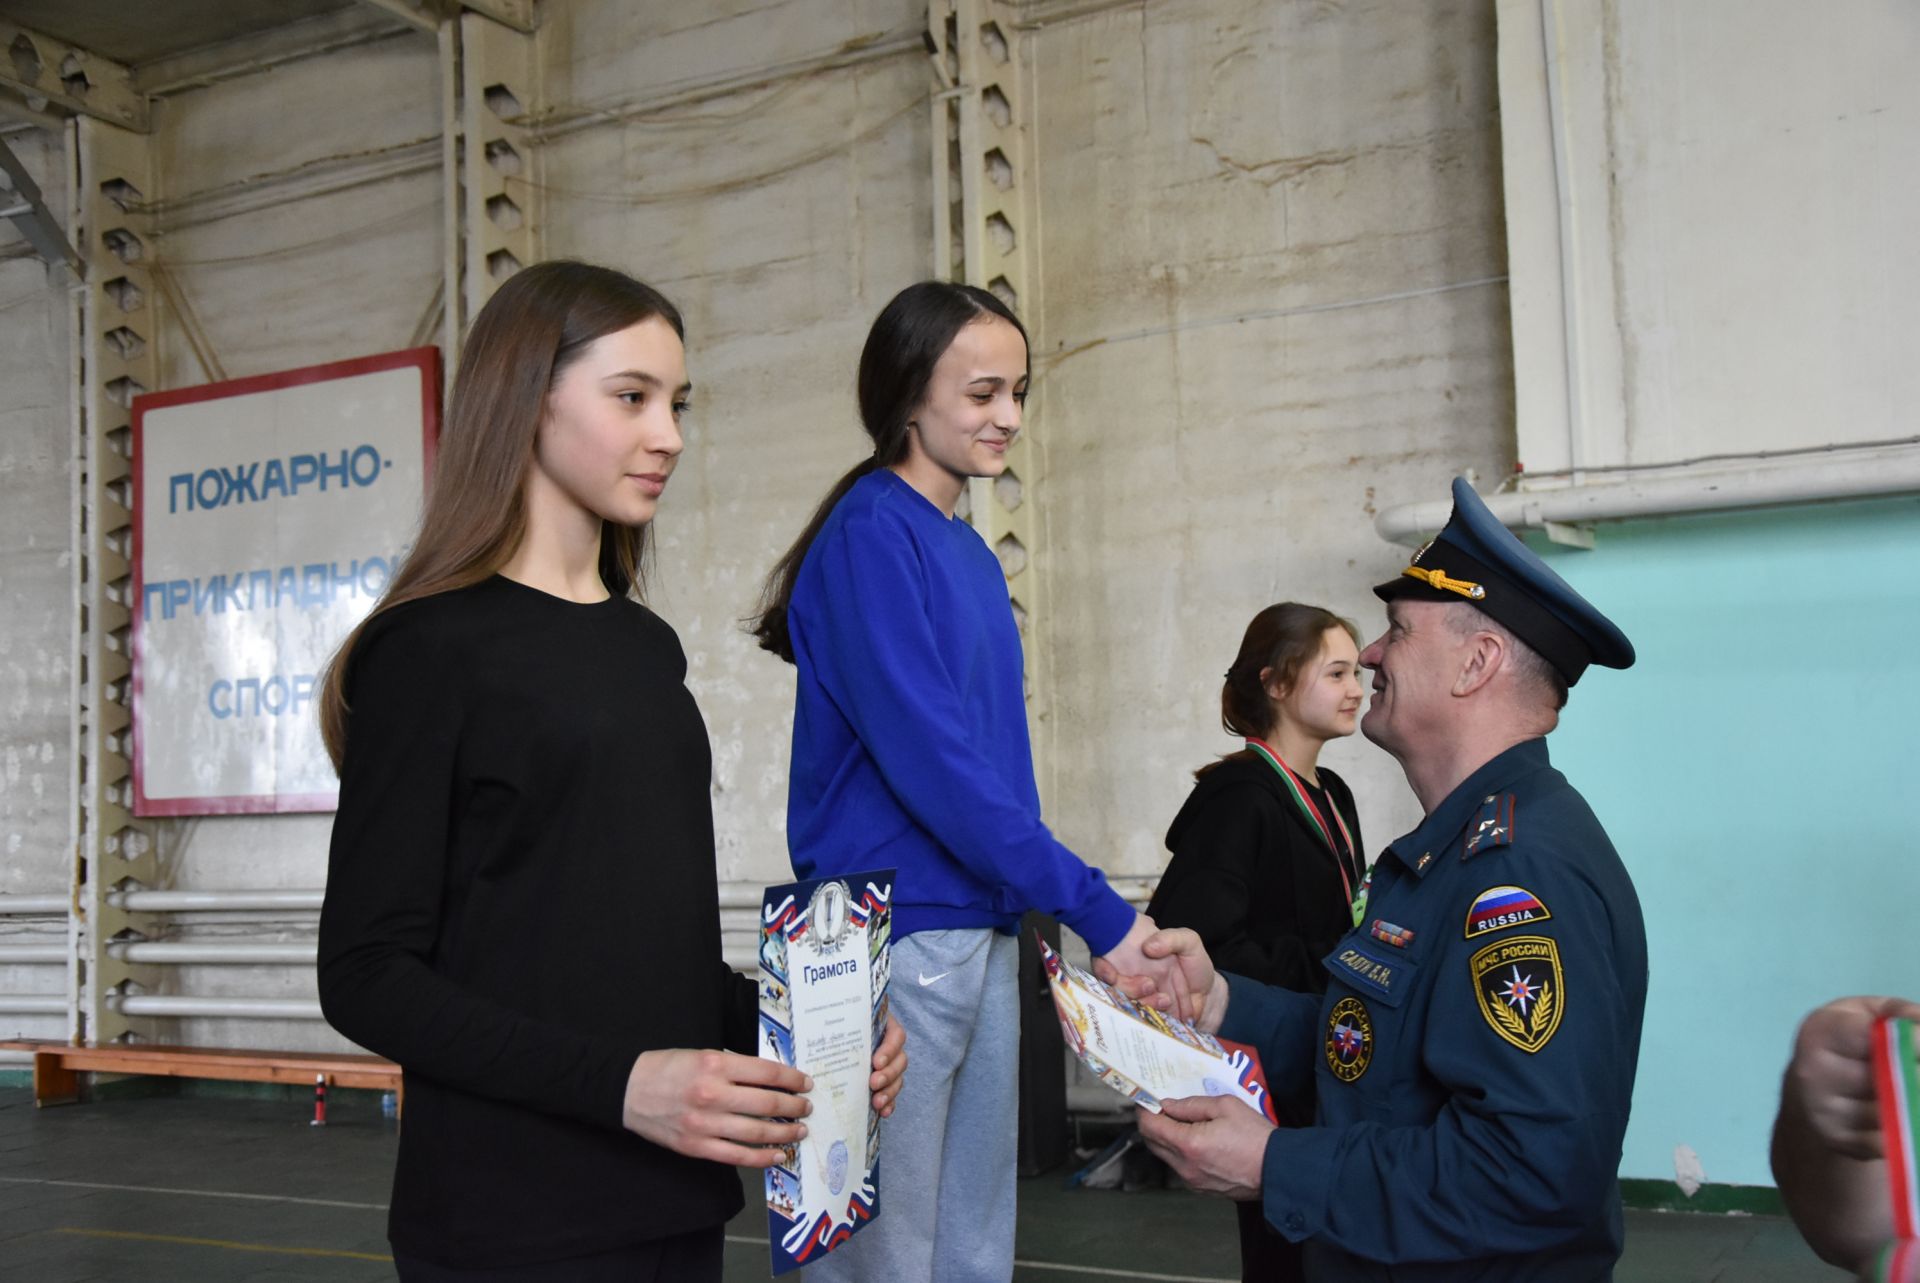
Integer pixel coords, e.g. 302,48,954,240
870,1012,907,1116
1137,1094,1273,1202
1095,923,1229,1033
1096,914,1191,1019
623,1049,811,1167
1772,995,1920,1270
1782,996,1920,1160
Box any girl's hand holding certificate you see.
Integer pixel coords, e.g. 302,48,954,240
622,1049,812,1167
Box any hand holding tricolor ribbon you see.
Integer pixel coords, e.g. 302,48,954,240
1870,1016,1920,1282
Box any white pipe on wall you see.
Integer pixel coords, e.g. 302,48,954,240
1374,447,1920,547
0,895,68,915
0,944,67,963
109,890,325,912
107,942,317,965
104,995,324,1020
0,995,66,1014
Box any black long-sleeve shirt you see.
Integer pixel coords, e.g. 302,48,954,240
1149,755,1365,993
318,575,757,1267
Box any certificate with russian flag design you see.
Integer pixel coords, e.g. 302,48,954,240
1040,935,1277,1124
759,870,894,1274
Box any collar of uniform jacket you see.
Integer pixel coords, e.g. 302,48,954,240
1383,737,1552,879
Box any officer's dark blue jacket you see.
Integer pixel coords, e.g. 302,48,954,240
1218,738,1648,1281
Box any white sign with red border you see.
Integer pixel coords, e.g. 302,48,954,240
131,348,439,816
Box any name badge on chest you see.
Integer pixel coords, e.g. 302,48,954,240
1326,941,1411,1008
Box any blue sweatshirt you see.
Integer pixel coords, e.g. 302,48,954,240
785,468,1136,954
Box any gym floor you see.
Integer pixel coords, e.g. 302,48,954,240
0,1086,1848,1282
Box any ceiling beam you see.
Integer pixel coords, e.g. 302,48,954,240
355,0,458,35
460,1,538,34
0,18,146,133
0,134,82,277
355,1,534,35
135,7,415,98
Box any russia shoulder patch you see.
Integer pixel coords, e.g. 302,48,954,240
1464,884,1552,939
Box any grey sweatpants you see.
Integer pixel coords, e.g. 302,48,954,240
806,927,1019,1283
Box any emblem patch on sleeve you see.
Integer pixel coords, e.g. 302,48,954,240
1470,935,1564,1053
1464,884,1552,939
1324,996,1374,1083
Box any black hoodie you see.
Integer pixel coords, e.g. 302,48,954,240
1148,753,1365,1006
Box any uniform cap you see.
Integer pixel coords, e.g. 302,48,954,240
1373,477,1634,685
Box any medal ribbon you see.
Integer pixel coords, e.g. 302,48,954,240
1245,738,1364,925
1875,1239,1920,1283
1874,1015,1920,1240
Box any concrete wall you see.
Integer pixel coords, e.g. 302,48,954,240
1498,0,1920,477
1025,0,1510,867
0,126,76,1042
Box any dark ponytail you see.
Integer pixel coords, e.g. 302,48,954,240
1198,603,1361,779
750,280,1026,661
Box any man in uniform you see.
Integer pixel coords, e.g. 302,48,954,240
1112,477,1649,1280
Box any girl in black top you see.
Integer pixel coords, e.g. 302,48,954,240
1147,602,1365,1283
316,263,904,1281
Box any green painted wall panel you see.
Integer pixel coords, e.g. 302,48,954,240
1528,496,1920,1188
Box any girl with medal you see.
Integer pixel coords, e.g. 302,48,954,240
752,282,1181,1283
316,263,904,1282
1147,602,1367,1283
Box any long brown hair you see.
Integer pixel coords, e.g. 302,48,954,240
748,280,1026,661
1196,602,1361,780
319,261,685,770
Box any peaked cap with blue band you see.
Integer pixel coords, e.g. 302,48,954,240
1373,477,1635,686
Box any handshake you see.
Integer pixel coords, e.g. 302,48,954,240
1093,916,1274,1204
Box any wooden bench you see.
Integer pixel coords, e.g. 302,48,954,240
1,1041,402,1115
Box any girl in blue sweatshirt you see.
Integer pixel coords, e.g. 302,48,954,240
753,282,1174,1282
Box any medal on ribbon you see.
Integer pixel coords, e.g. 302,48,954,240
1245,738,1365,925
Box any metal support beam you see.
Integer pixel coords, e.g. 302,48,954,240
0,134,79,276
446,10,540,362
356,0,536,38
929,1,1045,711
0,19,146,133
461,0,538,35
72,116,162,1045
439,18,465,390
356,0,458,35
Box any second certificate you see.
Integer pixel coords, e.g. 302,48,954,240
758,869,894,1275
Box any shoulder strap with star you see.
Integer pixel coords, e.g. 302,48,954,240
1461,792,1516,861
